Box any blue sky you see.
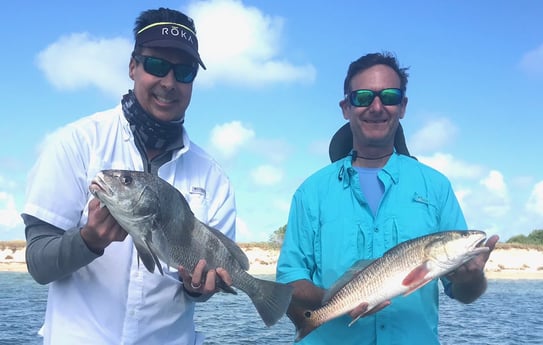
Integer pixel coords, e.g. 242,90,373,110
1,0,543,243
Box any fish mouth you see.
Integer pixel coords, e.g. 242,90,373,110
89,172,113,198
473,231,487,248
468,232,489,256
475,237,486,247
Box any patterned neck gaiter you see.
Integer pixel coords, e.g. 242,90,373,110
121,90,183,151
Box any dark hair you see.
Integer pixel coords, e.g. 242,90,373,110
132,7,197,54
343,52,409,95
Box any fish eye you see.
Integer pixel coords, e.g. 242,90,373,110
120,174,133,185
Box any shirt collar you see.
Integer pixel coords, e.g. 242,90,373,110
338,151,401,187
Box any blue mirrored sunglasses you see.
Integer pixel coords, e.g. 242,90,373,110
133,54,198,83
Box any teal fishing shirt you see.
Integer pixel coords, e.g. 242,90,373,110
276,153,467,345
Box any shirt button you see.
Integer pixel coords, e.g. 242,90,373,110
374,227,379,232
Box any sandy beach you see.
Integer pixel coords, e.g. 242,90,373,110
2,242,543,279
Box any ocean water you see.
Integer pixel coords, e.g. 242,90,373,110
1,272,542,345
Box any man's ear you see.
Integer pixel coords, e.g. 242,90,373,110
339,98,350,120
129,58,136,81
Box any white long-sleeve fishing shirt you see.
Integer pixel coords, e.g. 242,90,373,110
23,105,236,345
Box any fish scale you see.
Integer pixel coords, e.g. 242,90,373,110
90,169,293,327
290,230,489,342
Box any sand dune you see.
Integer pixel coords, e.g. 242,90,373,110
2,242,542,279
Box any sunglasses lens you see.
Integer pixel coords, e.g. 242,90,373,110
350,90,375,107
349,88,403,107
143,57,171,77
174,64,197,83
380,88,403,105
138,55,197,83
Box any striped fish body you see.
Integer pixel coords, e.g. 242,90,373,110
293,230,488,341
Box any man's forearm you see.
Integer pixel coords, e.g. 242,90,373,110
289,279,325,309
451,272,487,304
23,214,100,285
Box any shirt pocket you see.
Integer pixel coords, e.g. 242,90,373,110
185,186,209,223
393,193,441,244
317,217,369,288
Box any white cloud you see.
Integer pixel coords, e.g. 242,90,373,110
0,175,16,190
250,138,291,163
234,216,250,242
526,181,543,216
36,33,133,96
36,0,315,95
418,152,483,180
250,165,283,186
309,138,329,157
210,121,255,158
235,214,275,243
481,170,508,200
188,0,316,87
454,188,472,209
409,118,457,154
478,170,510,217
0,192,22,229
272,197,291,213
519,44,543,77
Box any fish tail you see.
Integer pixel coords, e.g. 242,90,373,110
287,304,321,342
245,277,294,327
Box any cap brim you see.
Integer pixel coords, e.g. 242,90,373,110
142,40,206,70
329,123,352,163
328,122,411,163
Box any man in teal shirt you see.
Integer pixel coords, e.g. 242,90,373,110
276,52,498,345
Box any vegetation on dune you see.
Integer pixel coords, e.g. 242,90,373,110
244,225,543,249
245,226,543,251
238,241,281,251
506,230,543,246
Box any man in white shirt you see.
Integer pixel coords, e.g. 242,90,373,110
22,7,236,345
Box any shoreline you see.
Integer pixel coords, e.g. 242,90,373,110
2,245,543,280
3,262,543,280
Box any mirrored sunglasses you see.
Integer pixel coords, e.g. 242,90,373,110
133,54,198,83
347,88,404,107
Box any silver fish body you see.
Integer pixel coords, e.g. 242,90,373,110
89,169,293,327
291,230,489,341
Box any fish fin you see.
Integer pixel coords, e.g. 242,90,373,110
133,239,164,275
323,259,374,303
402,264,429,286
348,314,363,327
401,263,432,296
133,241,157,274
202,222,250,270
403,278,432,296
244,276,293,327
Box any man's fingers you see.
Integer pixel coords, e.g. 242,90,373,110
191,259,207,286
216,267,232,286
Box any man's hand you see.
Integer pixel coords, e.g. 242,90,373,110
178,259,233,296
447,234,499,303
80,198,128,253
448,234,499,284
